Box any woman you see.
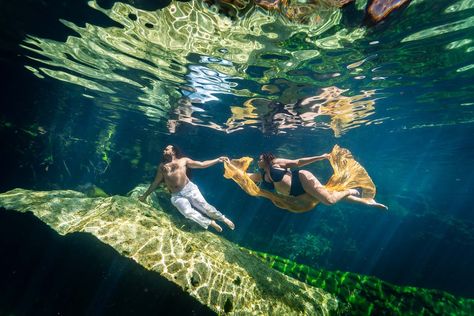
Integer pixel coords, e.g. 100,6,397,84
245,151,388,210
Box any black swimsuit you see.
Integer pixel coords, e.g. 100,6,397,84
260,166,305,196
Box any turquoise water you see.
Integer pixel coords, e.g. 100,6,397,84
1,0,473,306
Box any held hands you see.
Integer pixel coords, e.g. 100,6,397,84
218,156,231,163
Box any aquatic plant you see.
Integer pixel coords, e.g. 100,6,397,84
246,249,474,315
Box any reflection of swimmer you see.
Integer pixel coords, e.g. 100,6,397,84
172,86,375,135
294,87,376,136
229,87,376,135
168,81,231,133
139,145,235,232
227,99,302,134
261,100,302,133
167,98,196,133
167,97,213,133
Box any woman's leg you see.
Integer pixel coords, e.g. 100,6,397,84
344,195,388,210
298,170,358,205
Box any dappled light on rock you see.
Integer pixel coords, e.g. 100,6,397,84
0,188,338,315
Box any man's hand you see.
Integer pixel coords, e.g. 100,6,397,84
322,153,330,160
138,195,147,203
219,156,230,163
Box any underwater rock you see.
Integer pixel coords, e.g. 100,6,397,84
366,0,411,24
76,183,109,198
0,188,338,315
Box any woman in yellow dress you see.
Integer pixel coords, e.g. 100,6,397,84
223,145,388,213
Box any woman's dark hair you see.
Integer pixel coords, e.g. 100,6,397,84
261,152,276,165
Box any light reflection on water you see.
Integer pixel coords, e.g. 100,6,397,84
20,0,377,136
21,0,474,137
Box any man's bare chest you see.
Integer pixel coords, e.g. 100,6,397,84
162,163,184,176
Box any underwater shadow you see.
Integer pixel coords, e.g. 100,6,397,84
0,208,215,316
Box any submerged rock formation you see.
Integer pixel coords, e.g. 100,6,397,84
0,188,338,315
1,187,473,315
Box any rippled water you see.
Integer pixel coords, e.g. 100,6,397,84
1,0,474,300
18,0,474,136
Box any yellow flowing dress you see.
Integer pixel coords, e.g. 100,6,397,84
223,145,377,213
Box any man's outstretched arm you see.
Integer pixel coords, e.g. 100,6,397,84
186,156,227,169
139,164,164,202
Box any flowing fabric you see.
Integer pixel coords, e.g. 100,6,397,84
223,145,376,213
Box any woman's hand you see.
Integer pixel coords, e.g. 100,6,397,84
219,156,230,163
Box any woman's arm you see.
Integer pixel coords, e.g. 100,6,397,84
274,154,329,168
247,172,262,183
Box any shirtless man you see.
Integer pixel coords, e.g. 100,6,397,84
139,145,235,232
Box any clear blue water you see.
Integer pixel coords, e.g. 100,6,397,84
1,0,473,301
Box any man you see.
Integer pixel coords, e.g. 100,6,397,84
139,145,235,232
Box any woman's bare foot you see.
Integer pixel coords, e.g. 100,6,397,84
223,217,235,230
210,220,223,232
368,199,388,210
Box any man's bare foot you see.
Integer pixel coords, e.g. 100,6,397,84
210,220,223,232
368,199,388,210
223,217,235,230
348,188,360,196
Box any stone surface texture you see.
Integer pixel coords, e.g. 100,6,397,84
0,188,339,315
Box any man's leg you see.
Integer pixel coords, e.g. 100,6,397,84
186,183,235,230
170,195,223,231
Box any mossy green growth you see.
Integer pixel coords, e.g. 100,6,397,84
86,185,108,198
244,249,474,315
1,120,13,128
96,124,116,170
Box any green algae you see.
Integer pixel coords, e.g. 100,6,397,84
245,249,474,315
